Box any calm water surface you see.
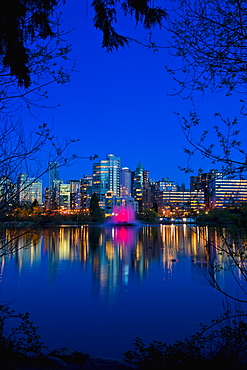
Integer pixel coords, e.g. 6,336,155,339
0,225,244,358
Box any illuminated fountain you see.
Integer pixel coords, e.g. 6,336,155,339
110,204,137,226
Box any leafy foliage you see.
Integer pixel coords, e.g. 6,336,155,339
91,0,167,51
89,192,100,215
0,0,60,88
0,119,80,257
123,315,247,369
139,208,159,222
0,303,45,364
166,0,247,95
176,103,247,176
0,0,73,116
198,206,247,227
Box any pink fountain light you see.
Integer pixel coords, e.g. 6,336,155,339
112,205,136,225
113,226,135,246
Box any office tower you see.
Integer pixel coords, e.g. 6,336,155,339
18,172,42,205
107,154,120,197
0,176,14,206
69,180,81,209
80,175,92,210
59,183,70,209
143,170,149,184
190,169,247,209
48,162,59,209
209,177,247,208
92,159,109,208
157,189,205,214
143,181,152,209
92,154,120,208
132,162,144,211
49,162,59,191
190,169,222,209
142,169,151,209
18,172,28,204
29,179,42,205
121,167,131,197
157,178,177,192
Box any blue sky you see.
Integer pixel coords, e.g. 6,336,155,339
23,1,247,187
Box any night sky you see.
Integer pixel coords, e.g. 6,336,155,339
23,1,247,187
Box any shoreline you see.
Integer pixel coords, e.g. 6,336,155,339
0,219,236,228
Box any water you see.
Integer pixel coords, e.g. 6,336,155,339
0,225,245,359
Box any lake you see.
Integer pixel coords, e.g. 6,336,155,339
0,224,245,359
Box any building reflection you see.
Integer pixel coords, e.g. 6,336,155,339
1,225,244,298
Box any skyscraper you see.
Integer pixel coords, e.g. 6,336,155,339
69,180,81,209
92,154,120,209
92,159,109,208
132,162,144,211
59,183,70,209
121,167,131,197
48,162,59,209
0,176,15,209
107,154,120,197
18,173,42,205
80,175,92,210
49,162,59,191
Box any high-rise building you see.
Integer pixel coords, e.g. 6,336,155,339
92,154,120,209
190,169,247,209
49,162,59,190
59,183,70,209
157,190,205,214
132,162,144,211
69,180,81,209
121,167,131,197
0,176,15,209
209,177,247,208
80,175,92,210
158,178,178,192
107,154,120,197
18,173,42,205
92,160,109,208
143,170,149,184
48,162,60,209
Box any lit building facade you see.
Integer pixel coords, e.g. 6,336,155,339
157,190,205,215
69,180,81,209
92,154,120,209
18,173,42,205
49,162,59,209
157,178,178,192
49,162,59,190
105,190,137,216
107,154,120,197
59,183,70,210
132,162,144,211
190,169,221,209
209,178,247,208
80,175,92,211
92,160,110,208
0,176,15,209
121,167,131,197
190,170,247,209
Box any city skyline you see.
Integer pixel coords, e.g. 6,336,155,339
1,3,247,366
19,1,247,188
43,153,186,190
10,156,247,216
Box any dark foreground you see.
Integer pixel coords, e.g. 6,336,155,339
3,346,247,370
2,347,138,370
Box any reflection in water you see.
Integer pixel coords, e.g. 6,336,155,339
0,225,237,296
1,225,247,358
